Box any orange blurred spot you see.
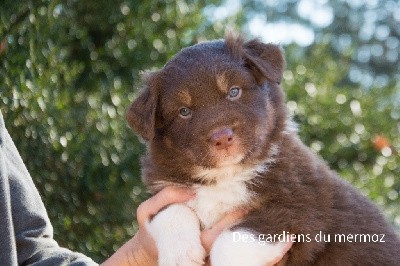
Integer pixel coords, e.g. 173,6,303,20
94,191,103,201
0,40,6,55
372,135,390,151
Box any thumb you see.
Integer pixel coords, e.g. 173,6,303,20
200,208,249,253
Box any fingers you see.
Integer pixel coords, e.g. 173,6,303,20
201,208,249,253
135,187,196,259
137,186,195,227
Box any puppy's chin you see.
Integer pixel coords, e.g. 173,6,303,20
211,142,265,168
210,140,245,167
214,154,245,167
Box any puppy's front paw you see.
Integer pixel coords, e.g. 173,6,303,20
157,235,205,266
147,204,206,266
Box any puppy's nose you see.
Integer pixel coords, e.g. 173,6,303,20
210,128,234,150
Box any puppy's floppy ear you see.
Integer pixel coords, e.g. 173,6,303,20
127,72,159,141
243,39,285,85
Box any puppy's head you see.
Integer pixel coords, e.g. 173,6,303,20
127,35,286,187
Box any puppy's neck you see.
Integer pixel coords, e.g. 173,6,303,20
186,142,280,228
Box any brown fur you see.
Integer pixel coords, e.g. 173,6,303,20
127,35,400,265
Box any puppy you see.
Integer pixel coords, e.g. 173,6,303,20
127,35,400,265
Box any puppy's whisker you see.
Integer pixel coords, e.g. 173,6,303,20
198,151,210,167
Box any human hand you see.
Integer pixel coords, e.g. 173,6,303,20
200,208,249,254
102,187,291,266
136,191,252,266
101,186,195,266
200,208,249,266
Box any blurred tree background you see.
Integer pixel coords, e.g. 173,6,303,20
1,0,399,262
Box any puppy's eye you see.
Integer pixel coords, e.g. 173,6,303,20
179,107,192,118
227,86,242,100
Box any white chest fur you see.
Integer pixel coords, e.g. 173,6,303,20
148,149,284,266
187,164,265,229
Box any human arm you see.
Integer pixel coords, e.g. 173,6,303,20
0,111,97,265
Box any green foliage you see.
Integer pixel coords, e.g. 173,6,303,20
283,42,400,227
1,0,399,262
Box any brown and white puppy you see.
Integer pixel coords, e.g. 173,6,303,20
127,35,400,265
